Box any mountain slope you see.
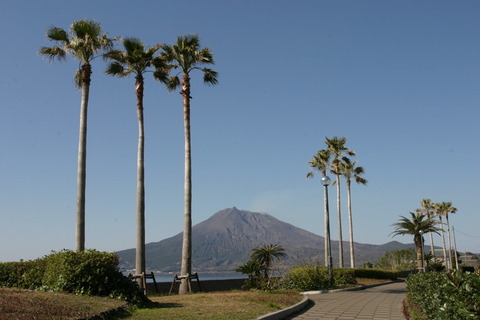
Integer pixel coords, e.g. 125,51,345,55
116,207,413,272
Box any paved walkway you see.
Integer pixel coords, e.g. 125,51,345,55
285,281,407,320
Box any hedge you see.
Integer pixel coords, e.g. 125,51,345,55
406,271,480,319
0,250,141,303
278,266,356,291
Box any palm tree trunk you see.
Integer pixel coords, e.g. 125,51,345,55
439,216,449,271
135,76,146,285
180,75,192,294
445,214,453,269
335,173,344,267
75,63,91,252
415,236,423,272
427,211,435,259
346,181,355,268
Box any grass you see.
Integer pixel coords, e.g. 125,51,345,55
0,278,391,320
0,288,126,320
129,291,303,320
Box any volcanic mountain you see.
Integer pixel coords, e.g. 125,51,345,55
116,207,412,272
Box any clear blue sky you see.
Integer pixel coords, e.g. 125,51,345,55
1,0,479,262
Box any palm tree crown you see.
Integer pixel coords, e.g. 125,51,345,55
306,149,331,179
250,244,287,279
391,212,440,271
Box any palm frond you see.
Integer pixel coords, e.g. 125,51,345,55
39,46,66,62
202,68,219,85
46,26,69,42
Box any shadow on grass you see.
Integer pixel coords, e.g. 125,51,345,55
139,300,184,310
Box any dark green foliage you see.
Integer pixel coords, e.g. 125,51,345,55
460,265,475,273
279,266,357,291
406,271,480,319
353,268,399,280
0,250,142,303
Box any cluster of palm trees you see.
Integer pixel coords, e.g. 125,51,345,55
391,199,459,272
40,19,218,293
307,136,367,268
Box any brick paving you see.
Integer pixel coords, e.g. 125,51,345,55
285,281,407,320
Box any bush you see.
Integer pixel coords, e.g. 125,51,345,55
353,268,398,280
279,266,357,291
0,250,142,303
406,271,480,319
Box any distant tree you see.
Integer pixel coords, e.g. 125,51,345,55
435,201,458,270
416,199,437,258
338,157,367,268
235,260,262,289
250,244,287,280
159,34,218,294
39,20,115,251
104,37,168,285
391,212,440,272
326,136,355,268
376,249,416,271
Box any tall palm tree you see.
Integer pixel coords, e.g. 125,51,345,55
417,199,436,258
39,20,115,252
250,244,287,280
325,136,355,267
435,201,457,269
391,212,440,272
159,34,218,294
338,157,367,268
433,202,449,270
104,38,168,285
307,149,331,266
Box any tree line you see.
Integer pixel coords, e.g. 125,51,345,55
40,19,218,294
307,136,367,269
391,199,459,272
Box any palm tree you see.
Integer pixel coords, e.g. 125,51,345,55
339,157,367,268
433,202,449,270
417,199,436,258
307,149,331,266
104,38,168,285
435,201,457,270
325,136,355,268
391,212,440,272
39,20,115,252
235,260,262,287
250,244,287,280
159,34,218,294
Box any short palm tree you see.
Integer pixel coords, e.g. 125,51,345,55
307,149,331,266
391,212,440,271
326,136,355,268
435,201,457,270
159,34,218,294
250,244,287,280
339,157,367,268
104,38,168,285
417,199,436,258
39,20,115,251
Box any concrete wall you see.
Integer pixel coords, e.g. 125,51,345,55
146,278,247,295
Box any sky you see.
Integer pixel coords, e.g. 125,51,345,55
1,0,479,263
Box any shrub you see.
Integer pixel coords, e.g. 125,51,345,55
406,271,480,319
0,250,142,303
279,266,357,291
353,268,398,280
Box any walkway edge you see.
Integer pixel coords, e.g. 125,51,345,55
256,296,311,320
302,279,404,295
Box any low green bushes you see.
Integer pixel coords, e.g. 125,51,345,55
278,266,357,291
406,271,480,319
0,250,141,302
353,268,398,280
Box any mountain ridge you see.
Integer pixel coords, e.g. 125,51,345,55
116,207,414,272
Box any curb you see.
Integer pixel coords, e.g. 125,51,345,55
301,279,404,295
256,296,312,320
